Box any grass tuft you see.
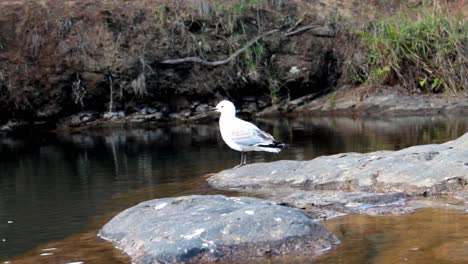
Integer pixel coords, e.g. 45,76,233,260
356,1,466,93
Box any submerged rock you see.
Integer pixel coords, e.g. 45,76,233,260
208,132,468,217
278,189,411,219
98,195,339,264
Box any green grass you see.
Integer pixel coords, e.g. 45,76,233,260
356,2,466,93
212,0,267,15
242,42,265,74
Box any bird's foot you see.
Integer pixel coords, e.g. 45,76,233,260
233,162,248,169
233,164,244,169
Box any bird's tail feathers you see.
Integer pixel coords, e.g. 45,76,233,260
254,141,288,153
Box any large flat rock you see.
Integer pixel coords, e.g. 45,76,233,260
208,133,468,218
98,195,339,263
302,92,468,116
209,133,468,195
265,188,412,219
258,91,468,117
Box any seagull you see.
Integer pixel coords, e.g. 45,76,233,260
213,100,286,167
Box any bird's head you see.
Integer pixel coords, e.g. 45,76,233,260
212,100,236,117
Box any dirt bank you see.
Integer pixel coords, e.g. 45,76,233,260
0,0,466,130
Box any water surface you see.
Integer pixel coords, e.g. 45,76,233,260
1,115,467,263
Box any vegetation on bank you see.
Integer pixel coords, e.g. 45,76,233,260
154,0,466,97
0,0,466,123
152,0,291,101
343,1,466,94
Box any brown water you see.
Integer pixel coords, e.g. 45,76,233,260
319,209,468,264
1,115,467,263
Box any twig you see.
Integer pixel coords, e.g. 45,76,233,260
284,25,334,37
108,74,113,113
286,18,303,33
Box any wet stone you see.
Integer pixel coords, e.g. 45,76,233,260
208,133,468,218
98,195,339,264
209,133,468,195
138,106,158,115
0,120,28,132
58,112,99,127
194,103,210,114
103,111,125,120
127,112,163,123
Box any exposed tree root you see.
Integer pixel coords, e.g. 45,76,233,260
161,25,334,66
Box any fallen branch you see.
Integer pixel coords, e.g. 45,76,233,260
286,19,304,33
161,25,334,66
161,29,279,66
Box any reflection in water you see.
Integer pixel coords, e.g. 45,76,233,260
0,116,467,261
318,208,468,264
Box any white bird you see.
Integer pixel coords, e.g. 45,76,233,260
213,100,286,167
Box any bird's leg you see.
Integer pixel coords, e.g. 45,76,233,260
233,152,245,169
242,152,248,165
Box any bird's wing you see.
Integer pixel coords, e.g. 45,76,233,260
229,118,275,146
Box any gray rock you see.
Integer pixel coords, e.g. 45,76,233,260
35,104,62,118
208,133,468,218
190,104,215,123
58,111,99,127
138,106,158,115
209,133,468,195
270,188,412,219
98,195,339,264
188,113,215,123
127,112,163,123
180,109,192,118
257,104,287,116
0,120,28,132
297,92,468,116
103,111,125,120
194,103,210,114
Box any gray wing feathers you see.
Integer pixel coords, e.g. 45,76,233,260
230,119,274,147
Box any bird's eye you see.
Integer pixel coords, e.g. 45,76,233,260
221,106,224,108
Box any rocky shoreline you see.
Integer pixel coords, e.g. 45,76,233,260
98,132,468,263
2,90,467,133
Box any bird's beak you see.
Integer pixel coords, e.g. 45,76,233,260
211,107,218,112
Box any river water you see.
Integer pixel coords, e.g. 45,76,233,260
1,116,467,263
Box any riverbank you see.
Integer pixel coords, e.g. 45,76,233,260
1,89,467,133
0,0,466,131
